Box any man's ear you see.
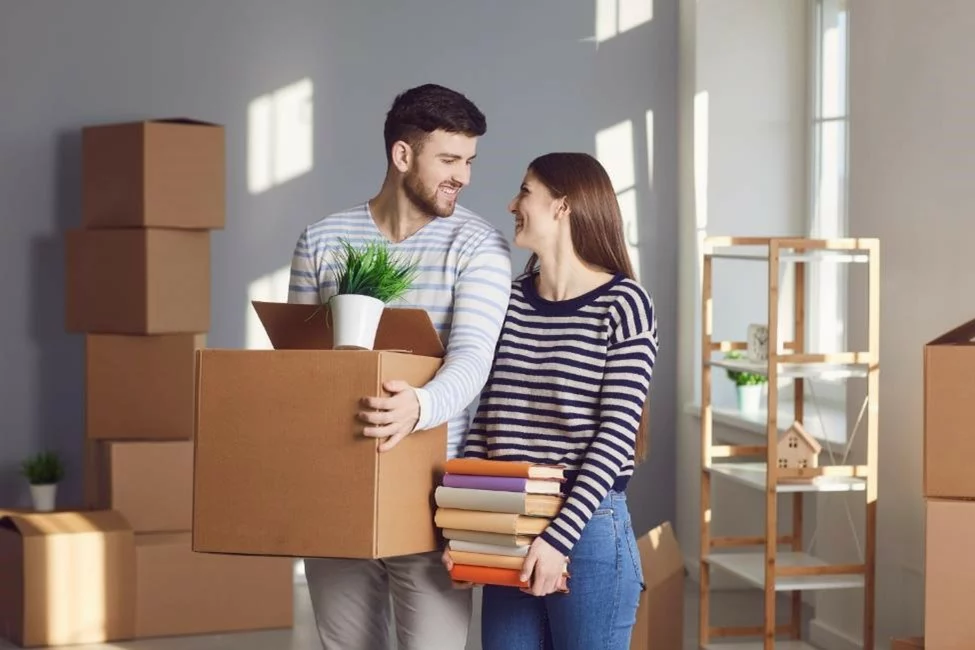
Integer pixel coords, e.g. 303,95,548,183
391,140,412,173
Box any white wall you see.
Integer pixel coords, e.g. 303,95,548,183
812,0,975,646
0,1,679,535
676,0,808,587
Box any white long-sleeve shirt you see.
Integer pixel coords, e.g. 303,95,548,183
287,202,512,458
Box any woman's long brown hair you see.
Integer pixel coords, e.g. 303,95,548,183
524,152,651,463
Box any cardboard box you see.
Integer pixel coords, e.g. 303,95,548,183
925,498,975,649
86,334,205,440
892,637,924,649
193,301,448,559
0,510,135,647
924,318,975,499
630,521,685,650
82,118,225,230
135,532,292,638
65,228,210,334
85,441,194,533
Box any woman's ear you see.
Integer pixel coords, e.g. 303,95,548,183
555,198,571,220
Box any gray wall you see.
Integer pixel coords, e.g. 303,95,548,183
0,0,678,535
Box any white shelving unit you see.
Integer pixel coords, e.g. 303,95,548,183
698,237,879,650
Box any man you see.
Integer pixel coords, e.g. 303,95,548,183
287,83,512,650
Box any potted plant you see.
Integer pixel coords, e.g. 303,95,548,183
21,450,65,512
724,350,768,415
329,238,419,350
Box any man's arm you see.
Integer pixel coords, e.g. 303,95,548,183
412,228,512,431
287,227,321,305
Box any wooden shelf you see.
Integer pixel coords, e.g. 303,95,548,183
708,462,866,493
698,236,878,650
706,358,868,380
708,249,869,264
707,552,865,591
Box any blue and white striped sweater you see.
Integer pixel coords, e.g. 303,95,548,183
287,202,512,458
464,272,657,555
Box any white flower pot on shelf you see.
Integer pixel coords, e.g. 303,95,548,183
329,294,386,350
736,384,763,416
30,483,57,512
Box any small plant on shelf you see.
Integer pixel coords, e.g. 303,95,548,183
328,239,419,350
724,350,767,415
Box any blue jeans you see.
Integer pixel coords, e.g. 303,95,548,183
480,491,645,650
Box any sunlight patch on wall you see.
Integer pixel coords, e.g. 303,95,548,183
595,0,653,43
248,78,314,195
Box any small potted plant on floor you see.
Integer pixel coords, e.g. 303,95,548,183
21,450,65,512
724,350,768,415
328,238,419,350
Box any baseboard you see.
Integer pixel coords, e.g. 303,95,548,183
810,617,863,650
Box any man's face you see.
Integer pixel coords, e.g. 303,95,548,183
402,130,477,218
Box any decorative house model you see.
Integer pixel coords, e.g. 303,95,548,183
776,421,822,470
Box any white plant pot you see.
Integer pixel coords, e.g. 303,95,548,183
329,294,386,350
736,384,763,416
30,483,57,512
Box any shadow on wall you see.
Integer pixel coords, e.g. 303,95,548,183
24,131,86,508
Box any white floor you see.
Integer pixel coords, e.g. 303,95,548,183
0,577,821,650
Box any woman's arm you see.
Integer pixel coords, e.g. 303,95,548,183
540,285,658,556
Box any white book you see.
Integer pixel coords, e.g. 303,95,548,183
448,540,531,557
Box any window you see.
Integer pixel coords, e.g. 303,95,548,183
805,0,849,407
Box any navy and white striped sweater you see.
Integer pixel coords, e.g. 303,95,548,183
463,271,658,555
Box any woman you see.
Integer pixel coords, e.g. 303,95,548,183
443,152,658,649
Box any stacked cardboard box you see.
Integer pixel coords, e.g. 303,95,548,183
921,318,975,649
60,118,291,642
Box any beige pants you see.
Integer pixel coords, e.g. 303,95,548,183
304,551,472,650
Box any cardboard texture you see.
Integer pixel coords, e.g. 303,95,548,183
925,499,975,649
82,118,225,230
924,318,975,498
85,333,205,440
891,637,924,649
85,441,194,533
630,521,685,650
65,228,210,334
193,302,448,559
0,510,136,647
135,533,292,638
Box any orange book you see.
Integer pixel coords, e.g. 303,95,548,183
450,564,569,592
444,458,564,480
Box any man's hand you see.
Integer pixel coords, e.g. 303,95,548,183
359,380,420,452
519,536,567,597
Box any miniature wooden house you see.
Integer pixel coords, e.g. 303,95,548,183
776,421,822,470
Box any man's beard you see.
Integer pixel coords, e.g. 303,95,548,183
404,170,458,218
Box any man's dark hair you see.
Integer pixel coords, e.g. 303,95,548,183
383,84,486,164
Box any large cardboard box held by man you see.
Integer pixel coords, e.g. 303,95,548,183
924,317,975,499
630,521,685,650
0,510,135,647
193,301,448,560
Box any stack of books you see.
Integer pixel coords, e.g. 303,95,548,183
434,458,569,590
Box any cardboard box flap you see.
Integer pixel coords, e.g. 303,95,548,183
929,317,975,345
0,510,131,537
252,300,445,357
641,521,684,589
150,117,221,127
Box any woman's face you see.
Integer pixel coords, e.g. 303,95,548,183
508,170,565,253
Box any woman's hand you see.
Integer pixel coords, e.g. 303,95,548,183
520,536,566,597
442,547,473,589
